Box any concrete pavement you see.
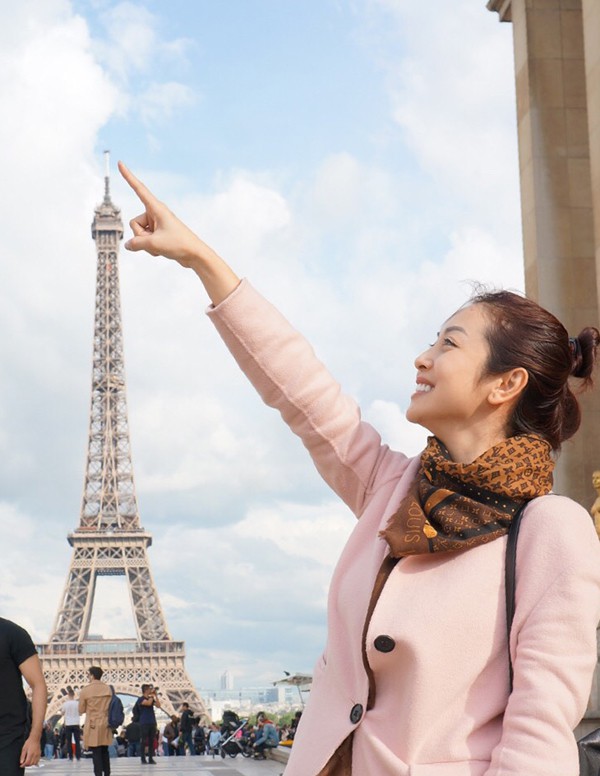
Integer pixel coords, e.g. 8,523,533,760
26,754,285,776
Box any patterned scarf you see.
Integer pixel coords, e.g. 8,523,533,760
380,434,554,557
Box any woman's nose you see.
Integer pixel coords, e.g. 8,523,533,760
414,347,432,370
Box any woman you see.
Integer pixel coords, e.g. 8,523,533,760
162,715,178,756
41,722,53,760
78,667,112,776
253,714,280,759
118,161,600,776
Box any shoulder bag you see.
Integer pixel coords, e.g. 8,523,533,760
505,501,599,776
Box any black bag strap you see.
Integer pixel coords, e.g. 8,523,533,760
505,500,530,693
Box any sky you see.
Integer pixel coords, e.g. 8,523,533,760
0,0,525,694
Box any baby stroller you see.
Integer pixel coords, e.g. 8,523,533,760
218,713,253,759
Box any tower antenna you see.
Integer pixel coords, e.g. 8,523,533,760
103,149,110,202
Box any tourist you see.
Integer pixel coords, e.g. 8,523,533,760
137,684,160,764
125,716,140,758
0,617,46,776
161,715,178,756
61,688,82,760
115,729,127,757
207,723,221,757
41,722,54,759
119,161,600,776
79,666,112,776
40,722,54,760
193,721,206,754
289,710,302,741
253,714,279,759
179,702,196,755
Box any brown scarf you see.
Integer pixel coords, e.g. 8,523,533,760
380,434,554,557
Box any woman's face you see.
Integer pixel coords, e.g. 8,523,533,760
406,303,500,440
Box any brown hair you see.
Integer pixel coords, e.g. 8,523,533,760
469,289,599,451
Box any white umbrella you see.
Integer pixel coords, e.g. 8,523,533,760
273,672,312,707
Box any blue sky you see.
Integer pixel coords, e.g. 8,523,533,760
79,0,393,175
0,0,524,692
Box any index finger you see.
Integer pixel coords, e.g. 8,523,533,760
118,160,160,208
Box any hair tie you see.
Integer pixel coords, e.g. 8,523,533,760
569,336,582,362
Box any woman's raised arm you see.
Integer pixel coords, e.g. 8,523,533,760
118,161,240,306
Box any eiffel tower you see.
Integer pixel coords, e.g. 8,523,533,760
38,153,209,721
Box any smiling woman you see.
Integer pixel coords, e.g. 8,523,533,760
407,289,598,464
118,160,600,776
407,304,511,462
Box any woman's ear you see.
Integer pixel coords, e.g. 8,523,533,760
488,367,529,407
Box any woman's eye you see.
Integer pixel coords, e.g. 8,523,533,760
428,336,455,348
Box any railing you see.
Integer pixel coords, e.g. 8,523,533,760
37,640,185,656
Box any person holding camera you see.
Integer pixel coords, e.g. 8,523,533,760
137,685,160,765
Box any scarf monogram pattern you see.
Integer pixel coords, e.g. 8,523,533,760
380,434,554,557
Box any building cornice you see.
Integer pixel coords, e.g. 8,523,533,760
486,0,512,22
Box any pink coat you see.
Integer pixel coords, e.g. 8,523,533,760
208,280,600,776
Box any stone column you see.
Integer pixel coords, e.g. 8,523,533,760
487,0,600,735
583,0,600,333
488,0,600,511
582,0,600,732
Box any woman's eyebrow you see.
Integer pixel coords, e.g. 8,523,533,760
437,325,468,337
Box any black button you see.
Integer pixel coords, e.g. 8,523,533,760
349,703,363,724
374,635,396,653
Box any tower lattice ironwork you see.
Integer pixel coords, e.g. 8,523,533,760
38,153,209,721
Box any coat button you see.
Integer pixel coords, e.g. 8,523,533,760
349,703,363,724
374,635,396,653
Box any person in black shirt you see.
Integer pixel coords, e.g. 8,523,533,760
138,684,161,764
0,617,47,776
179,703,196,756
193,722,206,755
125,718,141,758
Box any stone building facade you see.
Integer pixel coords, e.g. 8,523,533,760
487,0,600,734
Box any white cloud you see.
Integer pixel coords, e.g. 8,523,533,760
364,399,427,457
0,9,116,167
0,503,65,641
91,1,192,81
367,0,521,238
234,501,355,567
0,0,529,690
137,81,197,126
145,499,355,683
191,175,293,264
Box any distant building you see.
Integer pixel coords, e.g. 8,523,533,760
200,683,299,720
220,670,234,690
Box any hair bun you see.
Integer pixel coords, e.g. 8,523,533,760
570,328,600,382
569,337,583,376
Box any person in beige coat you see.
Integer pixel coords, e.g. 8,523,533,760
79,667,112,776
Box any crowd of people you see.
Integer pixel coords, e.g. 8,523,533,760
0,612,297,776
41,698,297,764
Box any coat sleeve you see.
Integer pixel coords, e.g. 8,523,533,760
207,280,411,516
486,497,600,775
